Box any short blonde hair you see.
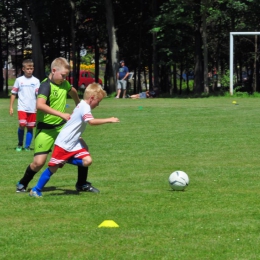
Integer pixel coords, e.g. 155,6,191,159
83,83,107,100
22,59,34,67
51,57,70,71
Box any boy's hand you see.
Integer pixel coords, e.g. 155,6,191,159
9,108,13,116
88,117,120,125
60,113,71,121
110,117,120,123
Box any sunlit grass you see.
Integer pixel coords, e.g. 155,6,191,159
1,97,260,259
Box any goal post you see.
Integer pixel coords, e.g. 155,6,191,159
230,32,260,95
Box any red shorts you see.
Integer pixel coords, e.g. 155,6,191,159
48,145,90,167
18,111,36,127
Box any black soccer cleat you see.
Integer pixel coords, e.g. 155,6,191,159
16,182,26,193
75,182,100,193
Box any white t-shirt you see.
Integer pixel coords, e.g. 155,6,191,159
11,75,40,113
55,100,94,151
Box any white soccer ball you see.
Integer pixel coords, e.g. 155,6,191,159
169,171,189,191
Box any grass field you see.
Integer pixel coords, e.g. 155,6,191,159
1,96,260,259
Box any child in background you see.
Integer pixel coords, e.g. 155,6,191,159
9,59,40,151
30,83,120,197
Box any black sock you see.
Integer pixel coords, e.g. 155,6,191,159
77,166,88,186
19,165,37,188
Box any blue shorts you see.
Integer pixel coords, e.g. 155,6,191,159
139,92,147,98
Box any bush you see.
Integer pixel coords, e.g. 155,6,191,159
220,70,234,88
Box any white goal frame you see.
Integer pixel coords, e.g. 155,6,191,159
230,32,260,95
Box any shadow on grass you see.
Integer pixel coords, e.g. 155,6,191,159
42,186,80,196
27,186,81,196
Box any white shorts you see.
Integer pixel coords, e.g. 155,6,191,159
48,145,90,168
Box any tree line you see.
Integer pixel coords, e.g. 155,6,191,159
0,0,259,96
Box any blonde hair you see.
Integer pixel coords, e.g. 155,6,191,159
51,57,70,70
22,59,34,67
83,83,107,100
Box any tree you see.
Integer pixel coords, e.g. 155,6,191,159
2,0,260,97
105,0,119,92
22,0,45,80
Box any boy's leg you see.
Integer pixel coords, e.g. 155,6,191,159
76,166,99,193
16,111,27,151
30,144,72,197
76,141,99,193
25,128,33,150
77,154,99,192
17,153,48,192
24,113,36,150
29,168,54,197
16,128,55,192
67,158,97,192
17,127,24,151
67,152,99,193
77,166,87,185
67,158,88,186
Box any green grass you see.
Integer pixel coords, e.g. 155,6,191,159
8,78,15,86
1,97,260,259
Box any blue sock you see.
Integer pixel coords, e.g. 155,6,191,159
25,129,33,148
34,168,53,192
67,158,83,166
18,128,24,146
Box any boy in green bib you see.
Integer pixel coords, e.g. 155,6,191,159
16,57,99,193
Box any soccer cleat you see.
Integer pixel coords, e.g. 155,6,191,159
16,182,26,193
16,146,22,152
75,182,100,193
29,188,42,198
24,147,31,151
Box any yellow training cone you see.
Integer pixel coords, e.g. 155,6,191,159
98,220,119,228
232,101,237,104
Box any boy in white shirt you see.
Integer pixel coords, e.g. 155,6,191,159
29,83,120,197
9,59,40,151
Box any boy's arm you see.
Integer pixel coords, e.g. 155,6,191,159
68,87,80,106
88,117,120,126
9,94,16,116
10,78,19,116
37,97,71,121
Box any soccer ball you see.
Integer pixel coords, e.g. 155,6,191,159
169,171,189,191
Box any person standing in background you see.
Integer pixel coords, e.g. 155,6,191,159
115,60,129,99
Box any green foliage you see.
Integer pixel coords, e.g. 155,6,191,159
8,78,15,87
152,0,194,67
220,70,232,87
81,54,94,65
2,0,260,94
107,91,117,98
1,97,260,258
